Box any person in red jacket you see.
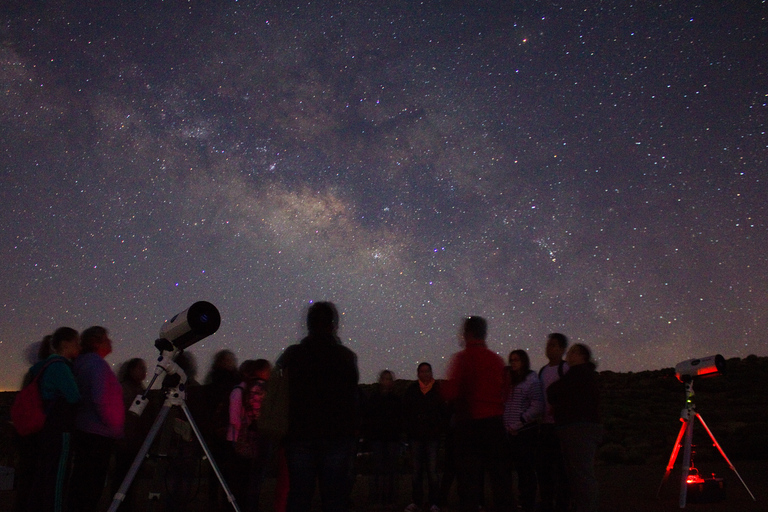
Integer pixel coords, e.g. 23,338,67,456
442,316,512,512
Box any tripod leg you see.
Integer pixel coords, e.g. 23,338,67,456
658,419,687,497
679,412,695,508
180,400,241,512
696,413,756,501
107,403,173,512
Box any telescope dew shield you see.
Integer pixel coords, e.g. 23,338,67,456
159,301,221,350
675,354,726,382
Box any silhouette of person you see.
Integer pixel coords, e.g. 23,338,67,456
276,301,360,512
547,343,601,512
537,333,570,512
112,357,148,511
403,362,444,512
364,369,402,508
202,349,240,508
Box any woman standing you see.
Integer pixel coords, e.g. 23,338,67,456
503,350,544,512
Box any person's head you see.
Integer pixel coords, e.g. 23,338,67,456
120,358,147,384
128,358,147,383
379,369,395,392
240,359,272,384
306,301,339,335
80,326,112,358
566,343,592,367
211,349,238,373
417,362,434,384
462,316,487,343
253,359,271,381
37,335,54,360
508,349,531,375
545,332,568,363
173,351,198,383
51,327,80,360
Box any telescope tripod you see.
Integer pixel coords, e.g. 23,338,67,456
107,350,240,512
657,381,755,508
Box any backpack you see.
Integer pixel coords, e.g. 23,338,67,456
10,359,60,436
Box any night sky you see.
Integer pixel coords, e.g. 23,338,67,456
2,1,766,390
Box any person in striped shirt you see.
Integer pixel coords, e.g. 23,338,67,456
503,349,544,512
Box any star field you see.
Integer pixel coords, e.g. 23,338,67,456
1,1,766,389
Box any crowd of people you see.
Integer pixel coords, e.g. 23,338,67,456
14,302,602,512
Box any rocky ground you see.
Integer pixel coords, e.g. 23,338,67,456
2,458,764,511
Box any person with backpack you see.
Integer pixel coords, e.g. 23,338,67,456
18,327,81,512
228,359,273,512
537,333,570,512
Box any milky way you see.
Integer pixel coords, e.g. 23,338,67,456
1,1,766,389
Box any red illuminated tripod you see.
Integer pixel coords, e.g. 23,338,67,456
657,355,755,508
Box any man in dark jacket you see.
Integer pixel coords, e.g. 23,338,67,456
547,343,601,512
277,302,360,512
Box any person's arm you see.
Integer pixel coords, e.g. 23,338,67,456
228,386,243,442
94,362,125,432
503,385,517,431
440,354,462,403
523,373,544,424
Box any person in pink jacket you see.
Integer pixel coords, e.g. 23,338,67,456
69,326,125,512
